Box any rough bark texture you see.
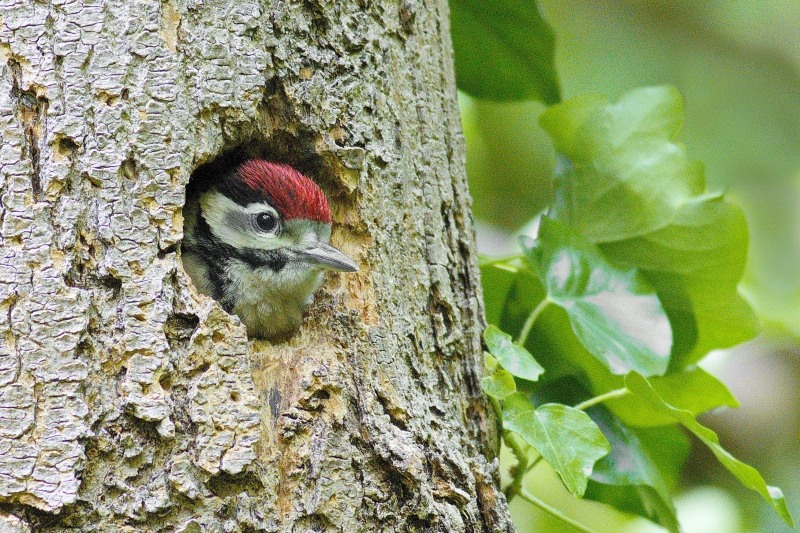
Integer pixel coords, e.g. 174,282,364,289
0,0,514,531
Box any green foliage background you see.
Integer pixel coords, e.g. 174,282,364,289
452,1,800,532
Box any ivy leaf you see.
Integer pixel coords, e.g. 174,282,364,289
498,268,548,344
450,0,560,103
502,392,610,496
585,406,680,533
540,86,704,242
625,371,794,527
538,87,758,365
479,261,519,326
497,270,585,383
635,425,692,493
522,217,672,376
593,366,740,427
586,424,691,527
496,275,736,427
481,364,517,400
484,325,544,382
602,196,759,368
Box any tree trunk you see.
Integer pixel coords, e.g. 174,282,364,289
0,0,513,531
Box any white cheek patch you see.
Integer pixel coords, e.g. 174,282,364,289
200,192,290,251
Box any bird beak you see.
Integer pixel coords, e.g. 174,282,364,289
295,241,359,272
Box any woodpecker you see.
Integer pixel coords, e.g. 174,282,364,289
181,159,358,340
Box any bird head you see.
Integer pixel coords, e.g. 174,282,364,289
182,159,358,339
197,160,358,274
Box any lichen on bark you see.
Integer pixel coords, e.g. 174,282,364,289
0,0,513,531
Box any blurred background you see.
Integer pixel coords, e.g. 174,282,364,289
458,1,800,531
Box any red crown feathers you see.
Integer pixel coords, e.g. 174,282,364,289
237,160,332,224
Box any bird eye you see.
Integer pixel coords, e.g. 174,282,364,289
255,212,278,233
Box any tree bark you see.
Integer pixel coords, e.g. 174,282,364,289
0,0,514,531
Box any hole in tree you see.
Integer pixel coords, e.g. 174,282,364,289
159,374,173,392
180,138,356,342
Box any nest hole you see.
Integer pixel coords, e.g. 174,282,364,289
180,136,348,342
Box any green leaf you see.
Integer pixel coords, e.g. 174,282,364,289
502,392,610,496
450,0,560,103
522,217,672,376
479,261,520,326
482,366,517,400
499,268,548,342
498,271,585,384
602,196,759,368
599,366,740,427
585,425,690,533
540,86,704,242
634,425,691,491
585,406,680,533
484,325,544,382
501,286,737,427
625,371,794,528
538,87,758,365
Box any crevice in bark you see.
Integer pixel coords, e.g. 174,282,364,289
0,502,63,530
206,471,264,498
64,269,123,300
164,313,200,349
119,155,139,186
473,461,513,533
8,58,48,202
375,388,409,431
54,134,80,157
399,0,418,36
292,512,334,532
183,362,210,381
157,243,179,258
365,453,414,510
